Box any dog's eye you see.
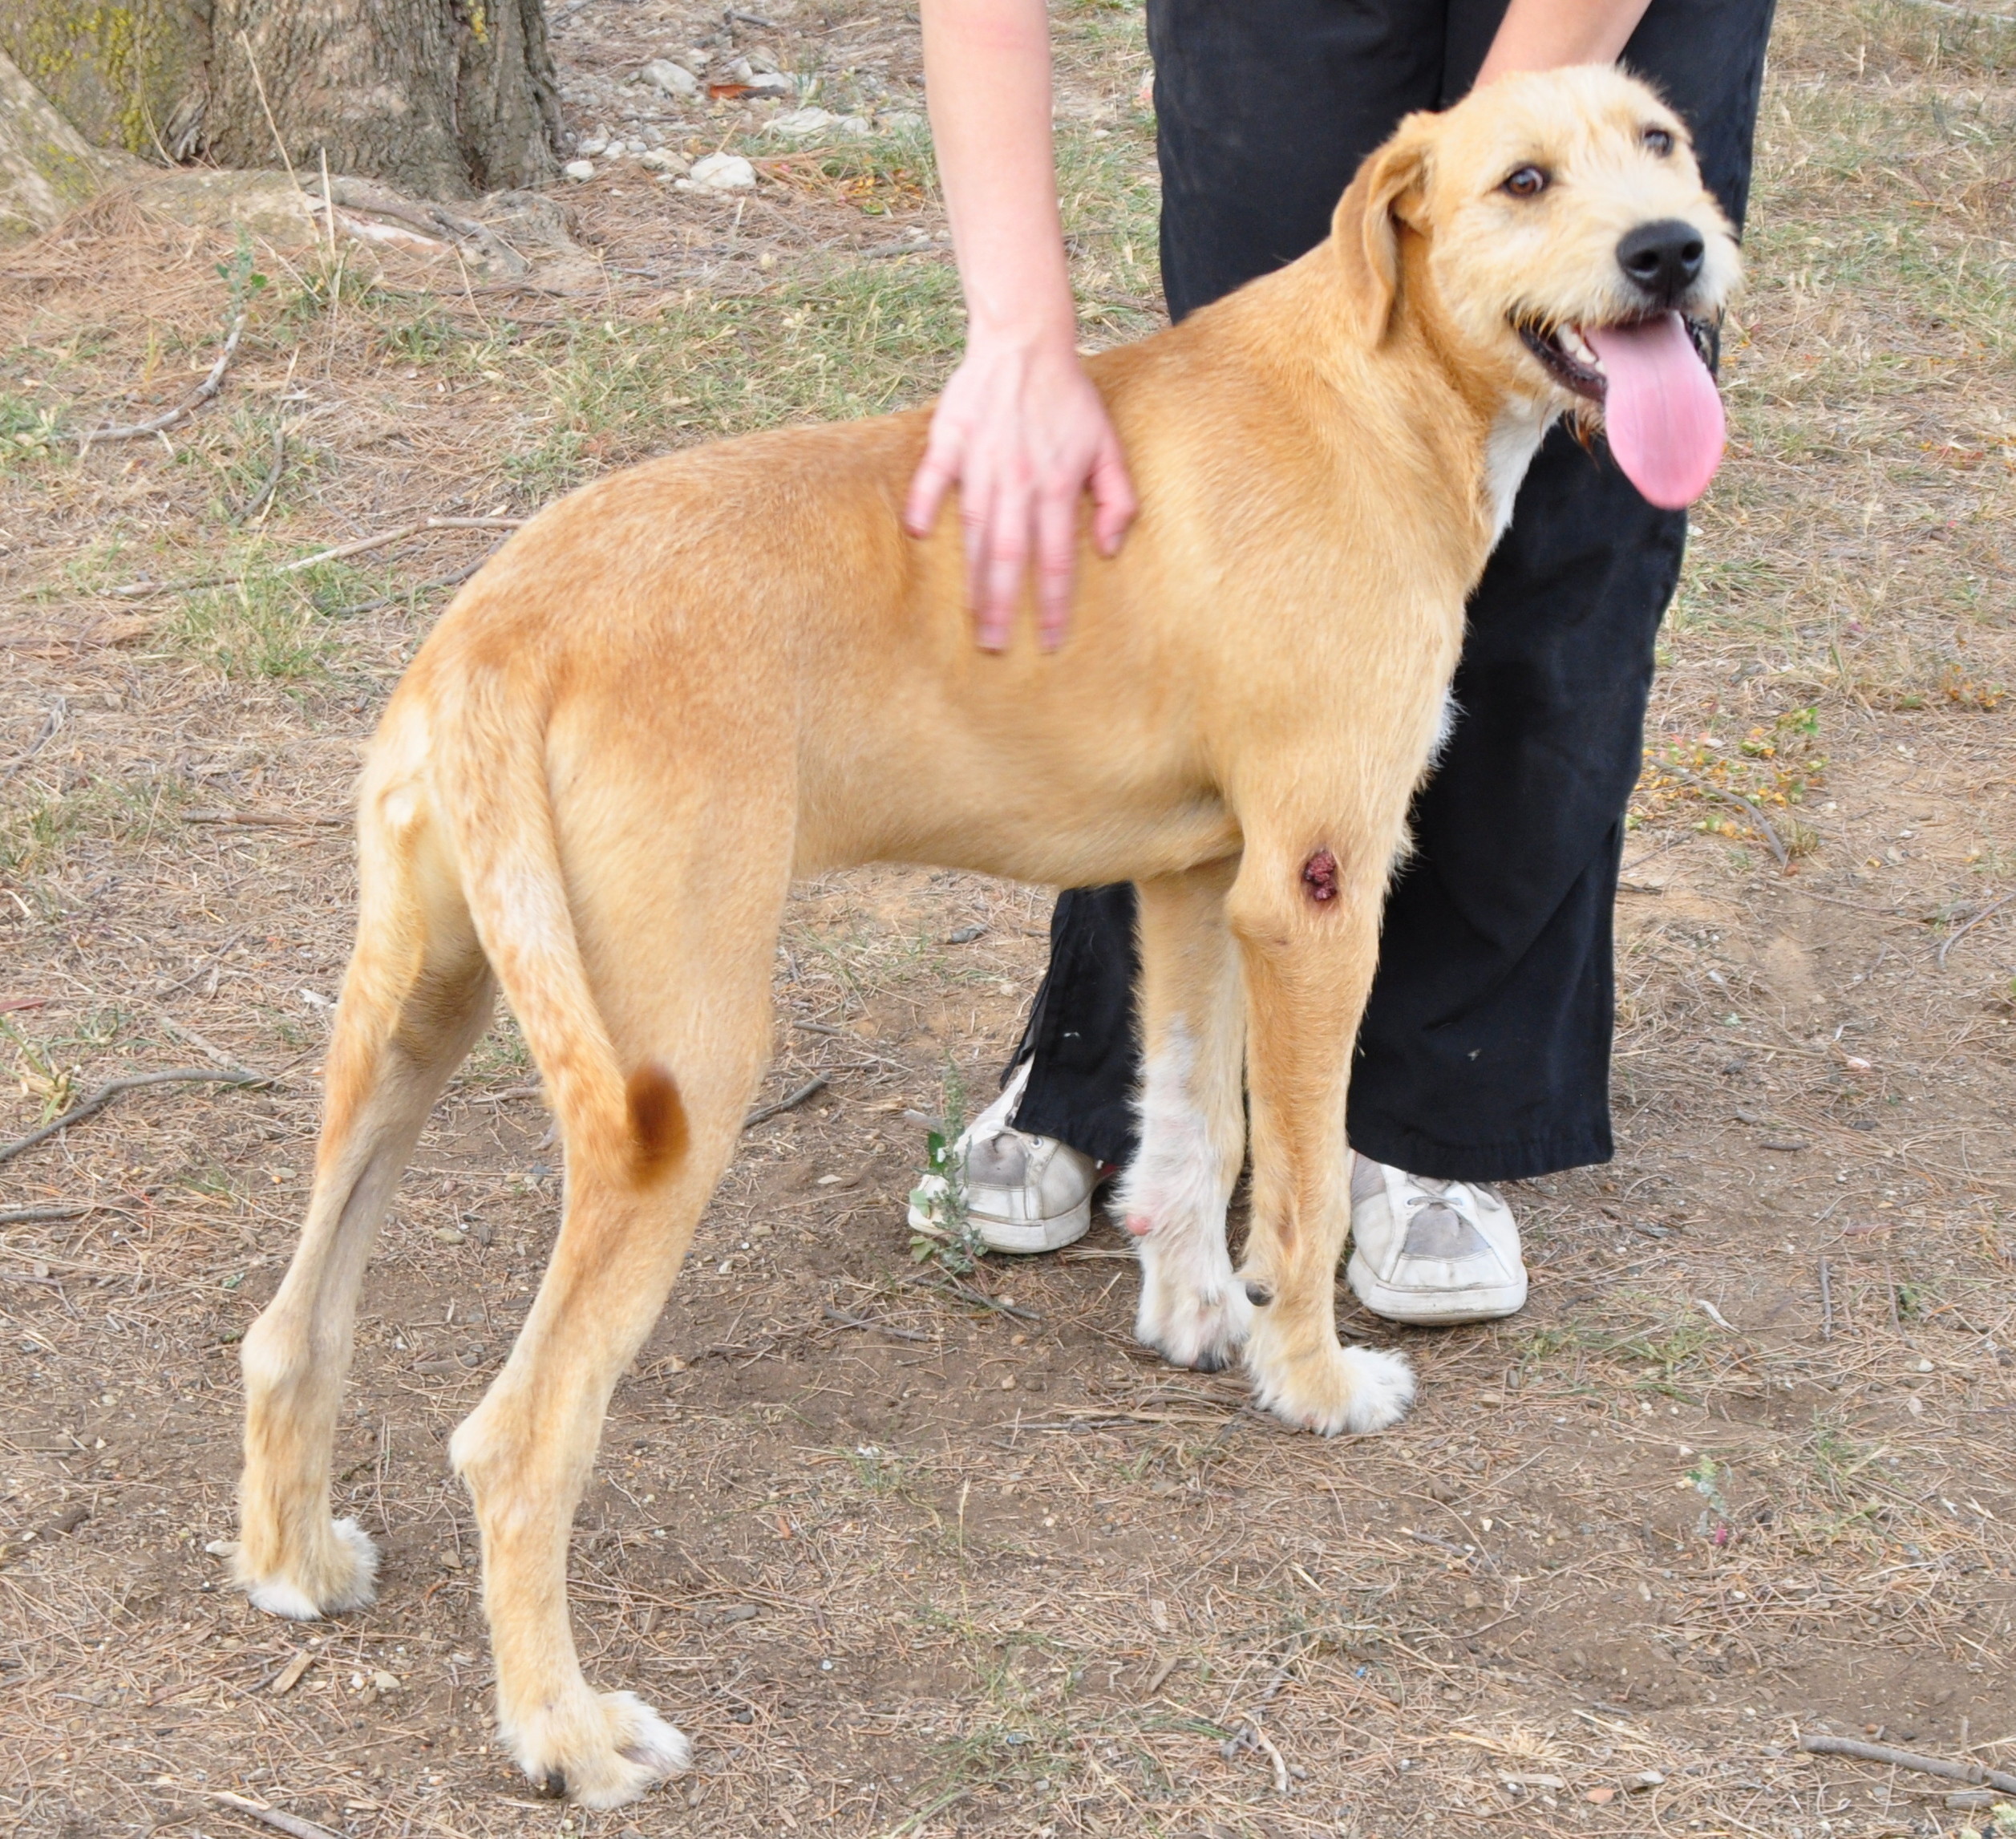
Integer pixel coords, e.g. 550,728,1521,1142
1502,165,1548,199
1643,126,1675,156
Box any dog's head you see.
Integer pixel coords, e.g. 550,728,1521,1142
1334,66,1739,507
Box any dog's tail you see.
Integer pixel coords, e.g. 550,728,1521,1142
431,663,687,1190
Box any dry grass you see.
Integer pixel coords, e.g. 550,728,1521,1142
2,1,2014,1835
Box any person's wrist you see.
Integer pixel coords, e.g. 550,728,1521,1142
962,304,1080,356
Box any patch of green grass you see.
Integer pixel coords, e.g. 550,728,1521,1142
168,558,374,681
0,776,191,873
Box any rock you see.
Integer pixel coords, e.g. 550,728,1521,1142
746,72,795,99
767,107,869,140
878,110,925,135
432,1226,466,1246
639,148,688,175
686,152,755,192
640,58,699,99
577,135,608,157
563,160,596,182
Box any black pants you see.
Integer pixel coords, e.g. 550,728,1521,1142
1011,0,1776,1182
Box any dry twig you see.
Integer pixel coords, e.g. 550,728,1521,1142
1799,1733,2016,1792
77,314,247,451
204,1791,342,1839
0,1066,267,1167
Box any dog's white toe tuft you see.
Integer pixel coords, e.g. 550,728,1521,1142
236,1515,379,1619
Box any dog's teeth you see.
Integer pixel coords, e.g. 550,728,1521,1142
1562,327,1599,366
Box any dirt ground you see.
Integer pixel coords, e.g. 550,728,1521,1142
2,2,2014,1835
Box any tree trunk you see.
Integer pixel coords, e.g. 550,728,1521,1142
1,0,562,201
0,49,138,242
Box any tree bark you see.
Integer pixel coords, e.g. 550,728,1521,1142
205,0,562,197
0,48,139,242
1,0,562,201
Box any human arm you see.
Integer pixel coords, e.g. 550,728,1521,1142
905,0,1136,651
1475,0,1655,83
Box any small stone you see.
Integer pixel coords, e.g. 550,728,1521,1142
639,59,698,98
1462,1588,1485,1610
371,1670,401,1693
640,148,688,174
746,71,795,99
577,135,608,156
767,107,868,140
563,160,596,182
687,152,756,192
1585,1786,1617,1805
719,1603,759,1624
432,1227,466,1246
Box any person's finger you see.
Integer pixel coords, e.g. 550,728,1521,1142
904,430,961,539
1034,484,1079,651
960,468,996,637
1088,435,1138,557
979,482,1034,650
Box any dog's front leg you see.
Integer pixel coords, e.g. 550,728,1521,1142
1120,860,1252,1372
1228,841,1415,1436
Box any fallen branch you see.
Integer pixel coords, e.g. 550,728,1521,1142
204,1791,342,1839
0,1204,93,1226
0,1067,268,1168
182,808,346,828
743,1075,828,1128
821,1304,932,1343
1670,768,1791,870
102,516,524,599
905,1272,1042,1323
229,423,288,524
1937,890,2014,968
78,314,248,452
1799,1734,2016,1794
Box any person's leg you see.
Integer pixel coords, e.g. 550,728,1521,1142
1346,0,1776,1184
995,0,1449,1196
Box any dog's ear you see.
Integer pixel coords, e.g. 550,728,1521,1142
1332,115,1434,346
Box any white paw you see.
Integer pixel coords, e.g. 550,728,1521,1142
1247,1334,1415,1437
234,1516,379,1619
505,1688,691,1809
1134,1256,1253,1372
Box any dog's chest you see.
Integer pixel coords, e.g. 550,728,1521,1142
1484,400,1557,542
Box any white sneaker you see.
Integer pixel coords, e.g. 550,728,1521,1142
1346,1154,1528,1325
908,1061,1098,1255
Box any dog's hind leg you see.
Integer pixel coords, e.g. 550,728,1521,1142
236,765,495,1618
447,837,784,1809
1120,858,1253,1371
1228,836,1415,1436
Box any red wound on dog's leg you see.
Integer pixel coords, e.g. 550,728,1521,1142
1124,1214,1154,1237
625,1063,688,1180
1301,849,1341,903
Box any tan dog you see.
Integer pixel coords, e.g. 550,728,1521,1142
229,67,1738,1806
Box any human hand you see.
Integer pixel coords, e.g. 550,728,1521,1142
904,327,1137,650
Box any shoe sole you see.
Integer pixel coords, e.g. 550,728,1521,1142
970,1197,1091,1256
1346,1253,1527,1326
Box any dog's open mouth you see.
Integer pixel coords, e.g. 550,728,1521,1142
1516,315,1714,401
1516,310,1726,509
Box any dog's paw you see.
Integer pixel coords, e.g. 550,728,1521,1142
232,1515,379,1619
1134,1248,1253,1373
505,1688,691,1809
1246,1333,1415,1437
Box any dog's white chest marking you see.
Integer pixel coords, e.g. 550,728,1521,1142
1484,399,1556,543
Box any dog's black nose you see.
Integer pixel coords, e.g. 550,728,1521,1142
1617,219,1705,307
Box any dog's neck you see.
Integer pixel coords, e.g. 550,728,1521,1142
1387,231,1561,547
1482,397,1556,542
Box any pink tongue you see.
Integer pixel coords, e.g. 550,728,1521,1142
1582,313,1726,509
